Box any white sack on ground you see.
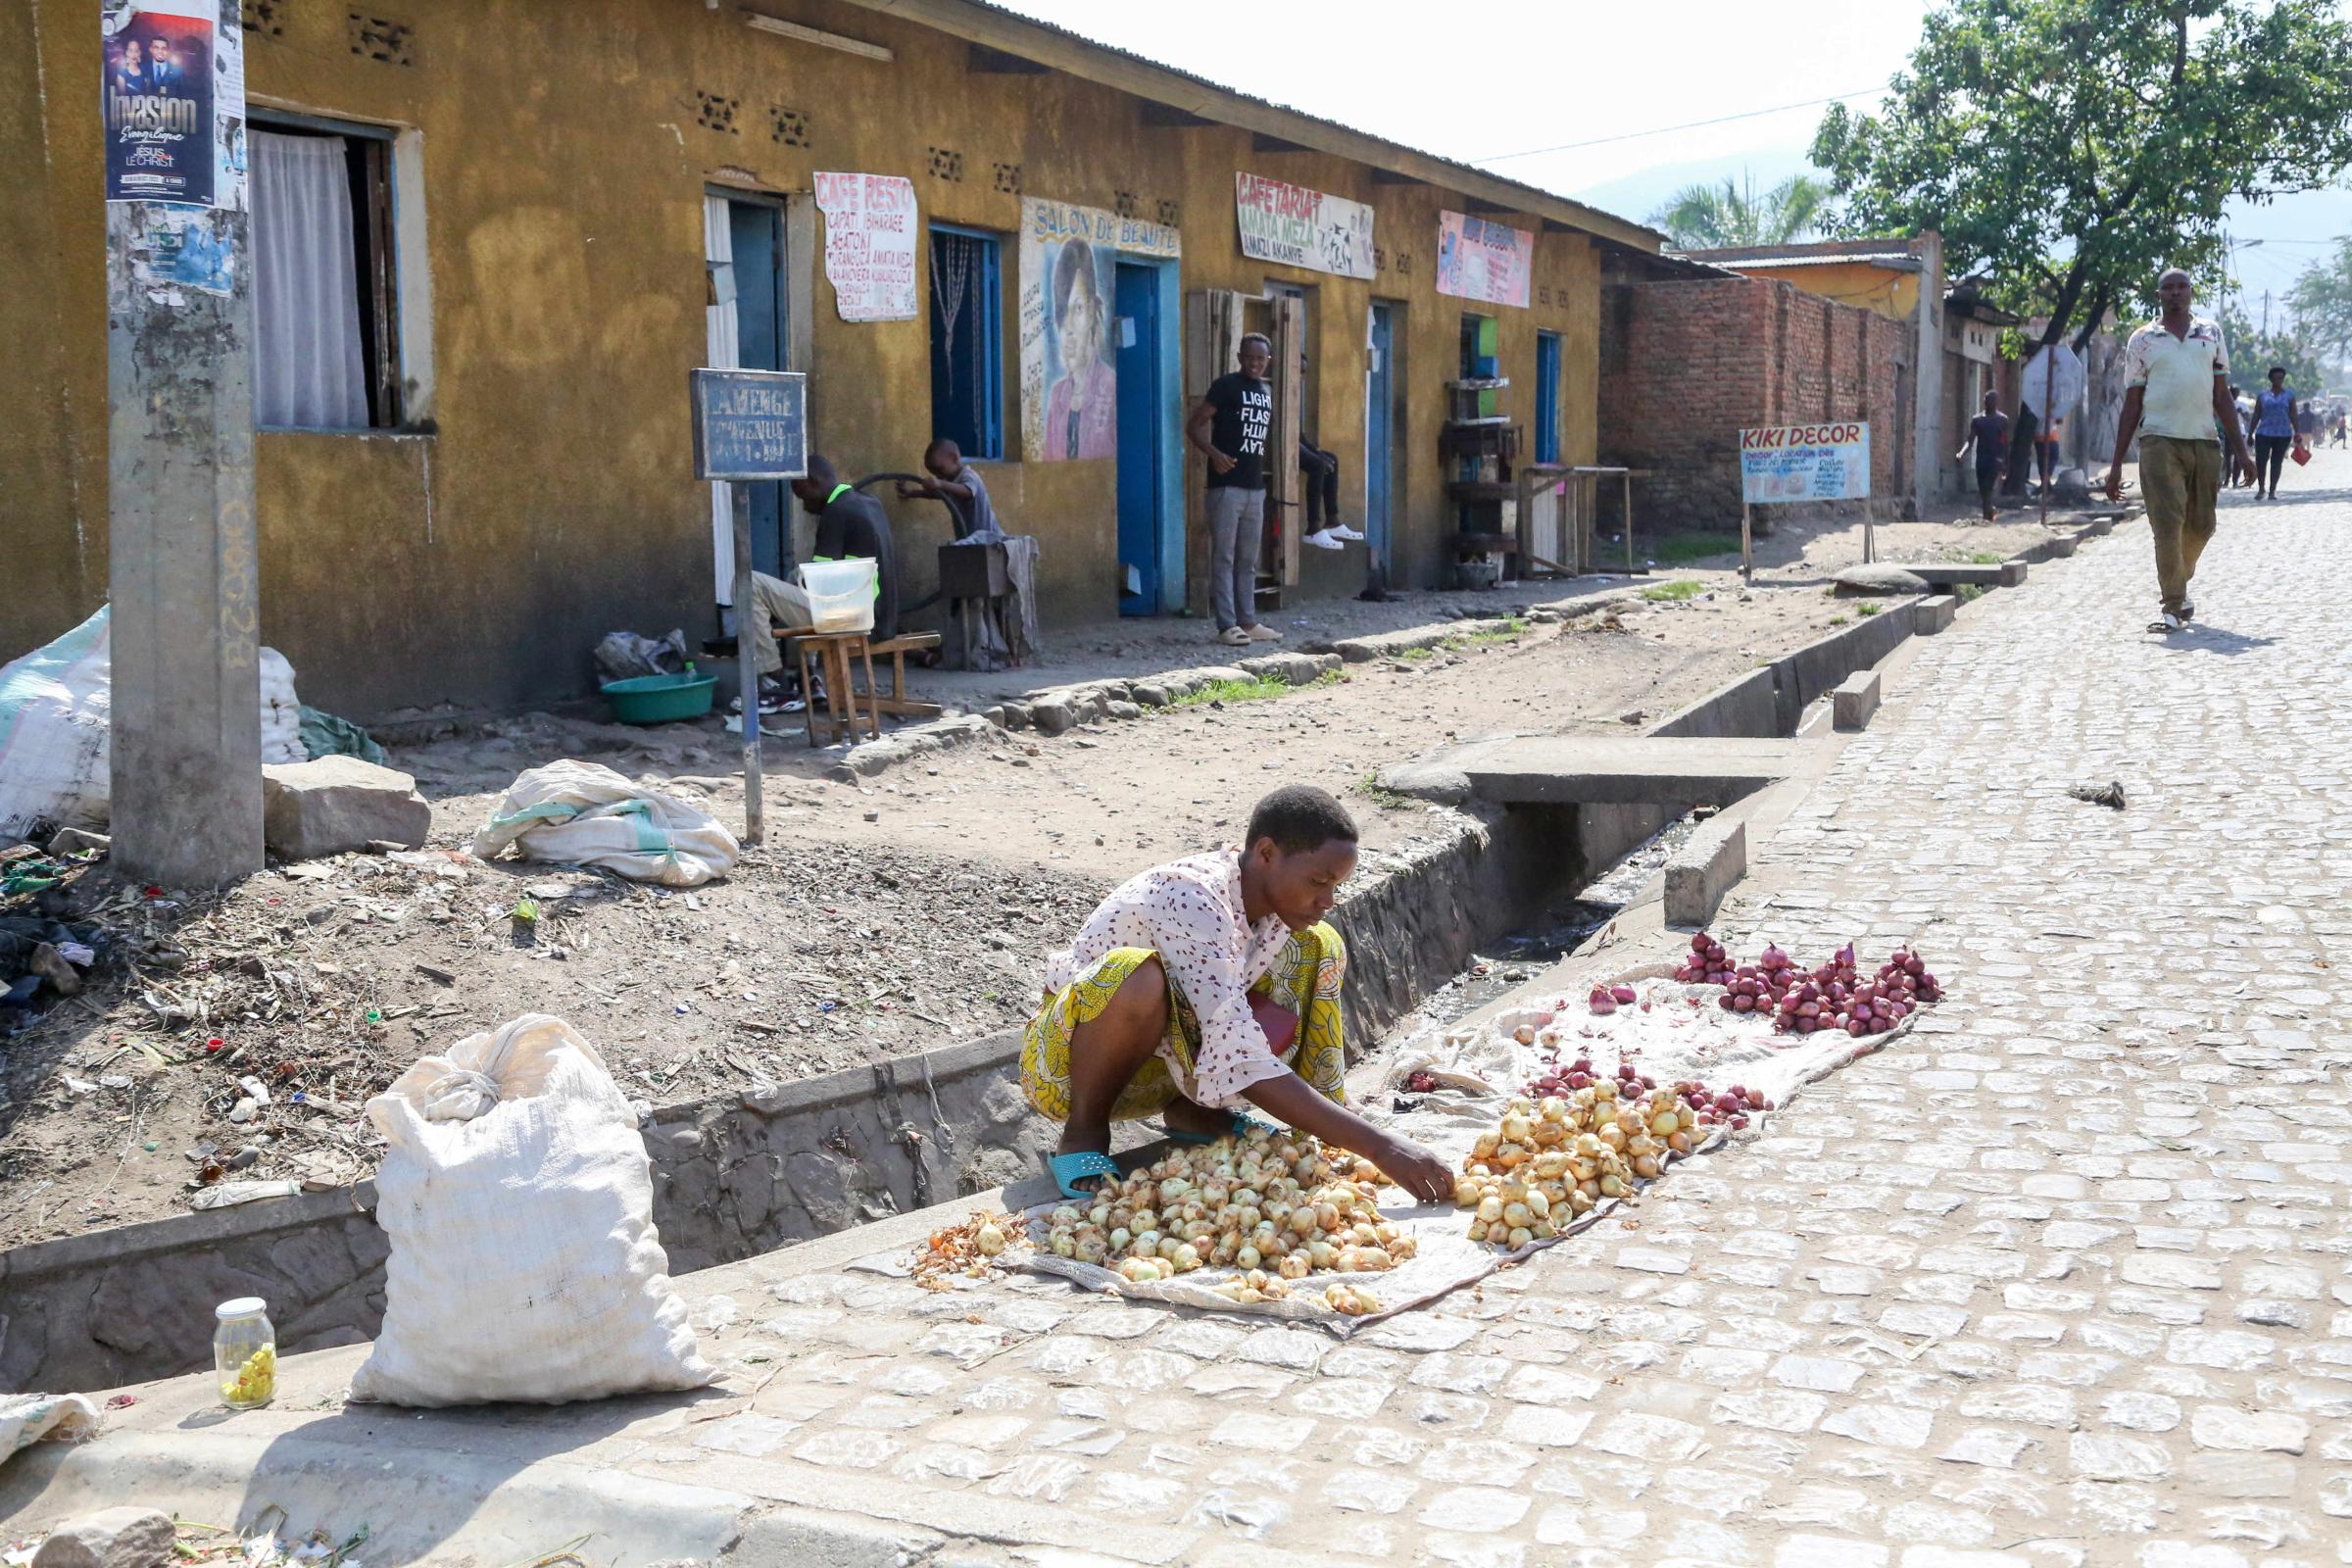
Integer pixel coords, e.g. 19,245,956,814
468,759,739,886
0,608,112,842
258,646,304,764
2,609,313,839
350,1014,712,1406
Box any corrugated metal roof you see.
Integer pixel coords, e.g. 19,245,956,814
827,0,1668,252
1679,237,1927,270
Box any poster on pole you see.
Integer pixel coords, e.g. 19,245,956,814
1018,196,1179,463
1740,422,1872,504
1235,173,1375,280
103,0,220,206
1436,211,1533,309
813,172,917,321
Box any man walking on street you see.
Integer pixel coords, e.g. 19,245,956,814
2106,269,2256,634
1189,334,1281,648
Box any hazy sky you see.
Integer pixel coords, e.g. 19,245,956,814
993,0,2348,318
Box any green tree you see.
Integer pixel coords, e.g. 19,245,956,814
1648,172,1832,251
1813,0,2352,356
2287,238,2352,371
2219,302,2322,394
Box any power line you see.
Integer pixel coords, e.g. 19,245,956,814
1474,88,1886,165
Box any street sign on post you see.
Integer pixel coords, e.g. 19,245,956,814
2021,343,2083,526
690,368,808,846
1739,422,1874,570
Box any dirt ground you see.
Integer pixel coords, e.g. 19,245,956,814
0,512,2068,1245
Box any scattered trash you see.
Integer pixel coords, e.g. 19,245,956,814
188,1179,303,1211
592,627,690,684
2068,780,2128,809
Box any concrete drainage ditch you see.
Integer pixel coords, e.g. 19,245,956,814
0,564,2048,1395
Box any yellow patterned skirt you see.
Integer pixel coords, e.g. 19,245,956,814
1019,922,1348,1122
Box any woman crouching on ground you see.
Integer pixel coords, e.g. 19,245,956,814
1022,784,1455,1202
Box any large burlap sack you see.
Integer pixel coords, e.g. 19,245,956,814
468,759,738,886
350,1014,712,1406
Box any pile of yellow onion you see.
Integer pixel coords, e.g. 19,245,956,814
1042,1128,1419,1283
1456,1084,1700,1248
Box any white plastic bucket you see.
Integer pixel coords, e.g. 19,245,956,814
798,558,877,634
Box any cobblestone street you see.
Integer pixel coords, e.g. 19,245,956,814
15,479,2350,1568
631,481,2349,1568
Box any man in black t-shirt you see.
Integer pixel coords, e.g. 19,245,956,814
736,456,899,713
1955,390,2009,521
1187,334,1280,647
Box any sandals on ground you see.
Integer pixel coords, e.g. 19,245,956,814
1045,1150,1120,1199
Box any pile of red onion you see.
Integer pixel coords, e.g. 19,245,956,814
1521,1054,1772,1131
1669,931,1942,1036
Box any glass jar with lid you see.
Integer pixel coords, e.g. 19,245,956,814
214,1298,276,1409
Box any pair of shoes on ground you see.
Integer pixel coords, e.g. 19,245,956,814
730,676,820,714
1303,523,1365,551
1217,623,1283,647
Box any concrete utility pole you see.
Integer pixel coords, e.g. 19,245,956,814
105,0,263,887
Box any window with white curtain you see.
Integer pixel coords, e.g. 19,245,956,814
251,119,402,429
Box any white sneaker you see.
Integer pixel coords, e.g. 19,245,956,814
1303,528,1345,551
1217,625,1252,647
1327,524,1366,542
2147,612,2183,634
1245,623,1283,643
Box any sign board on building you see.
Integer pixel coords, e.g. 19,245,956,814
1234,173,1375,280
1018,196,1180,463
813,172,918,321
1739,422,1871,504
690,368,808,481
1436,211,1533,309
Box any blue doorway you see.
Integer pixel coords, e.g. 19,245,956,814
727,199,789,577
1535,330,1562,465
1366,303,1396,561
1114,261,1163,615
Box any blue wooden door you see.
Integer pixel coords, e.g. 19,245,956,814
1114,262,1161,614
1366,303,1395,560
1536,330,1562,465
728,201,788,577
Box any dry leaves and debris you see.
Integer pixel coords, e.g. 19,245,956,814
908,1207,1024,1290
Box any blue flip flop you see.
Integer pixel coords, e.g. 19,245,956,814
1045,1150,1120,1199
1162,1113,1282,1147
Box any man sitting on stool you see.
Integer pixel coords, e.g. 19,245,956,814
738,454,900,713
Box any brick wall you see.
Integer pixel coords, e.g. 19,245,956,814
1599,276,1912,535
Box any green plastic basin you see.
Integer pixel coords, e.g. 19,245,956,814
601,671,716,724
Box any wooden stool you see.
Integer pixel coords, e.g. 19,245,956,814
859,632,945,721
793,631,882,747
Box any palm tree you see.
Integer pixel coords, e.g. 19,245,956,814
1648,172,1832,251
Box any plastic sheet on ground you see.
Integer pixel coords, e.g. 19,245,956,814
468,760,739,887
1013,963,1913,1333
0,1393,97,1471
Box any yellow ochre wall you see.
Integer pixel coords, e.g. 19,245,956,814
1730,261,1920,326
1,0,1609,718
